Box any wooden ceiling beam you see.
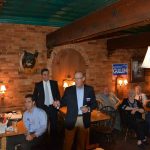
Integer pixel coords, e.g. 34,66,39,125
46,0,150,48
107,32,150,50
0,0,4,7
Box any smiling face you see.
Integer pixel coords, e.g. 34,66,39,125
135,85,141,95
42,70,49,81
74,72,85,88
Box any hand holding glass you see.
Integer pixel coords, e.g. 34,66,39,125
80,105,88,113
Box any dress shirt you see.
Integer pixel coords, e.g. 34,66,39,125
23,107,47,137
76,86,84,115
43,80,54,105
97,92,119,108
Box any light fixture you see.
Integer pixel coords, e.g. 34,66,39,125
63,82,68,89
0,85,6,94
124,79,128,85
117,78,128,86
63,75,75,89
118,79,123,86
141,46,150,68
0,84,6,101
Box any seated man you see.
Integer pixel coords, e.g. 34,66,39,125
7,94,47,150
96,86,122,131
121,90,149,149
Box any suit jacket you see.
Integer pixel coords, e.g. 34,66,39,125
61,84,97,130
33,80,60,109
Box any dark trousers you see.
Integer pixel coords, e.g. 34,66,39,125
7,134,44,150
129,119,149,140
145,112,150,134
43,105,58,148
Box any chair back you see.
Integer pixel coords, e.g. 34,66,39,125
96,99,104,110
100,106,116,129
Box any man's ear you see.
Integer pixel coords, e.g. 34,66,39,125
82,77,85,81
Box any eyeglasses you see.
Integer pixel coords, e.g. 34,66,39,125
74,77,83,80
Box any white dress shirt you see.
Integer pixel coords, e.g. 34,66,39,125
76,86,84,115
43,80,54,106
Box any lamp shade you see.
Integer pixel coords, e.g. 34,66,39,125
0,85,6,93
141,46,150,68
63,81,68,88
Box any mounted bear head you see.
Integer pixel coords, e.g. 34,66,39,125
22,50,38,68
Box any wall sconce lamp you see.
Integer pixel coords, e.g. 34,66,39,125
115,76,128,98
118,79,128,86
0,84,6,100
141,46,150,68
63,75,75,89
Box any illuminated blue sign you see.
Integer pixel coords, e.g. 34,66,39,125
112,64,128,75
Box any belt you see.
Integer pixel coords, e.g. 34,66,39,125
78,114,83,117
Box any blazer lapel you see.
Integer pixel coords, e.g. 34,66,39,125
72,86,78,110
41,81,45,99
49,80,56,100
83,85,87,106
41,81,44,95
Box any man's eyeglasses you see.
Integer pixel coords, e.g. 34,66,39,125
74,77,83,80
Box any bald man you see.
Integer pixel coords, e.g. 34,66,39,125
61,72,97,150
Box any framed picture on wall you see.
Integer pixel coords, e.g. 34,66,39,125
131,58,145,82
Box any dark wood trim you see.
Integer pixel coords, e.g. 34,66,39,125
107,32,150,50
46,0,150,48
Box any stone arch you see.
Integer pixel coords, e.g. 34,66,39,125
47,44,90,77
47,44,89,95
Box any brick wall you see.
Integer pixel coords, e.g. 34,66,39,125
0,23,57,111
0,23,149,111
50,40,148,99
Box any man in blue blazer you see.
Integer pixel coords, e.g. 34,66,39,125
61,71,97,150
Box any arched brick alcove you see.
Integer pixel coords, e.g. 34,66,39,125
48,44,89,95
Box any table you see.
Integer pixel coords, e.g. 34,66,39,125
59,107,110,122
0,121,26,150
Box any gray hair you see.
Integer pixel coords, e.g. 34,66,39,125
128,89,135,97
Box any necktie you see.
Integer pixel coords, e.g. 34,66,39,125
44,82,50,106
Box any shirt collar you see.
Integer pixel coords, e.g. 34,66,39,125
76,85,84,90
43,80,49,84
27,106,36,114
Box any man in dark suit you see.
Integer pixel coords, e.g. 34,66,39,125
60,71,97,150
33,68,60,147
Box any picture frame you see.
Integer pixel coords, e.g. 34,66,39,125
131,58,145,82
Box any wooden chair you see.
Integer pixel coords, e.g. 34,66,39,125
119,109,136,141
92,106,116,143
96,99,104,110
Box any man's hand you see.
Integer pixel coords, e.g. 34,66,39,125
81,106,89,113
26,134,34,141
131,108,138,114
53,100,60,109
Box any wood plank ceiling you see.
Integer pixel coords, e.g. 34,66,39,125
46,0,150,50
1,0,150,51
0,0,119,26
